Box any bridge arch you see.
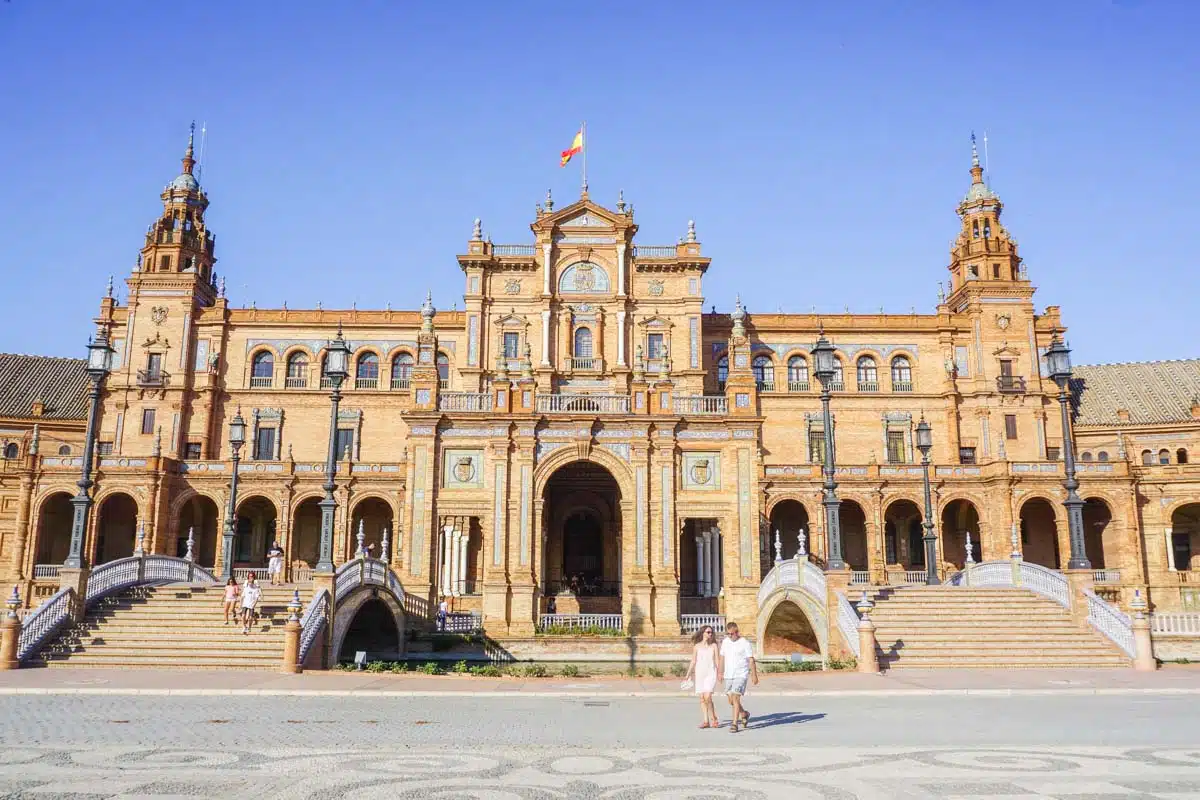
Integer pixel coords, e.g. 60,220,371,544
330,584,407,664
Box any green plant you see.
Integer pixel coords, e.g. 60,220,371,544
452,660,469,674
419,661,440,675
520,663,549,678
469,664,502,677
536,624,624,637
826,656,857,671
365,661,387,673
624,666,641,677
762,663,784,674
647,667,664,678
559,664,581,678
669,663,687,678
389,662,409,674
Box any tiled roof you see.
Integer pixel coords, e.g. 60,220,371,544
1071,359,1200,427
0,354,89,421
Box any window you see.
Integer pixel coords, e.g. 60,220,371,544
146,352,163,380
436,353,450,387
254,427,276,461
97,442,114,456
57,445,71,456
856,356,878,390
503,332,520,360
959,447,977,465
573,327,593,358
808,429,825,464
886,430,906,464
1159,449,1171,465
831,359,844,389
286,352,308,387
890,356,912,390
647,333,664,361
184,442,202,460
1004,414,1018,440
335,428,355,460
2,443,16,459
1046,446,1061,461
251,351,274,387
1141,450,1153,465
972,221,980,238
1179,449,1190,465
983,221,992,238
1172,532,1192,572
1097,451,1109,462
141,408,156,435
1081,451,1093,462
159,254,171,271
717,354,728,389
752,354,774,390
391,353,413,388
992,263,1000,279
356,353,379,383
787,356,809,391
1011,264,1020,281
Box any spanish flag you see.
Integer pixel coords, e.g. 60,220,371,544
560,128,583,167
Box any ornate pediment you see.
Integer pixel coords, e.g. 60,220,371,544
636,314,673,329
991,341,1022,357
559,211,611,228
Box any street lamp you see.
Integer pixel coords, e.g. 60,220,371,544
64,330,115,569
811,332,845,571
317,326,351,573
1046,335,1090,570
915,415,939,585
219,408,247,580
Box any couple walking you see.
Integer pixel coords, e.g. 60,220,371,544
685,621,759,732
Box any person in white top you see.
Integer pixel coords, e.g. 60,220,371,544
240,574,263,635
717,621,758,733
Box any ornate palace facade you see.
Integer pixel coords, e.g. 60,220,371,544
2,133,1199,648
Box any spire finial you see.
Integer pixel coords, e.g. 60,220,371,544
472,218,482,241
545,188,554,211
182,121,196,175
421,291,436,333
971,131,979,168
687,219,696,243
106,275,114,299
581,176,588,198
616,189,625,213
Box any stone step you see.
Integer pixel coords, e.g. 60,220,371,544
41,655,280,669
48,643,283,658
75,631,287,646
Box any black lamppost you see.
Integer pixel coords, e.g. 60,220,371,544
219,408,247,580
811,333,845,570
1046,335,1090,570
64,330,115,569
317,326,351,573
915,415,940,585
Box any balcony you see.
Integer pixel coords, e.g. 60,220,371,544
249,375,273,388
997,375,1027,394
892,381,913,393
632,245,676,258
285,376,308,389
538,394,630,414
674,395,728,415
391,377,410,390
827,381,845,392
567,356,603,373
493,244,536,256
356,377,379,389
438,392,493,412
756,381,776,392
137,369,169,388
857,381,879,392
787,381,810,392
439,379,450,390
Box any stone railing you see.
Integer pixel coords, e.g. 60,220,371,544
493,244,536,256
757,557,827,608
681,614,726,636
16,587,75,663
537,394,630,414
85,555,219,607
249,375,273,388
438,392,493,412
836,591,861,659
1151,612,1200,635
537,613,623,632
33,564,60,579
885,570,927,586
947,560,1071,609
567,356,602,372
850,570,871,585
673,395,728,415
298,589,330,665
1093,570,1122,584
233,567,266,583
632,245,676,258
1085,590,1135,657
440,611,482,633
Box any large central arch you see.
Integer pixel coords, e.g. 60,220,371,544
540,458,624,614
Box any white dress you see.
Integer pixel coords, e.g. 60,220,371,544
693,643,718,695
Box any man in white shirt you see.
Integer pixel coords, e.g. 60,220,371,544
717,621,758,732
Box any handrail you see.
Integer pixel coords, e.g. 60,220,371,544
946,560,1071,609
1084,590,1135,657
836,591,861,659
16,587,75,663
757,557,827,608
297,589,330,665
85,555,219,607
334,556,408,605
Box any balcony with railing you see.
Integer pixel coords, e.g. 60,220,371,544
137,369,169,388
391,377,410,390
538,394,630,414
787,381,810,392
285,376,308,389
632,245,677,259
356,377,379,389
438,392,493,412
827,381,845,392
857,381,879,393
892,381,913,393
319,375,336,389
492,244,537,256
997,375,1028,394
249,375,274,388
567,356,603,373
439,379,450,390
756,381,775,393
674,395,728,415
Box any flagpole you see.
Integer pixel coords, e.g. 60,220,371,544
581,121,587,196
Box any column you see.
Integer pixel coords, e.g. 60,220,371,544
616,243,626,297
457,528,469,595
540,310,551,366
711,525,723,596
616,311,627,367
441,524,453,595
542,243,552,295
695,531,707,596
1166,527,1176,572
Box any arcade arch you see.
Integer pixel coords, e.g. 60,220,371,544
96,492,138,564
541,460,623,612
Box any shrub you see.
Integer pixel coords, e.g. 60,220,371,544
451,660,469,674
536,624,623,637
827,656,857,671
669,663,687,678
469,664,502,677
647,667,664,678
419,662,440,675
520,663,549,678
365,661,387,673
624,666,641,677
560,664,581,678
762,663,784,674
389,662,409,674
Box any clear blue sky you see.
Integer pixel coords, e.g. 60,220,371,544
2,1,1197,365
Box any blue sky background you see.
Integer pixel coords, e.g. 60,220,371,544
1,1,1196,364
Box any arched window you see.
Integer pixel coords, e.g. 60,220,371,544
983,220,992,238
1159,449,1171,465
2,443,16,459
1142,450,1154,465
1080,451,1093,462
356,353,379,388
1097,451,1109,462
890,356,913,391
831,359,844,390
391,353,413,389
58,445,71,456
856,356,878,391
285,352,308,388
716,354,728,390
972,221,980,238
573,327,593,359
1179,449,1190,465
250,351,274,387
787,356,809,391
437,353,450,388
752,355,774,390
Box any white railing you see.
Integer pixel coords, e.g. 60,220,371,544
1085,590,1135,657
391,377,410,390
568,356,601,372
681,614,726,635
493,244,536,256
537,614,623,632
232,567,266,583
285,376,308,389
674,395,728,415
836,592,861,659
297,589,329,665
1151,612,1200,635
947,560,1072,609
16,587,75,663
439,611,482,633
355,377,379,390
537,394,630,414
788,381,811,392
633,245,677,258
438,392,493,412
249,375,273,388
886,570,927,586
757,557,827,607
33,564,60,579
86,555,219,606
292,566,315,584
334,556,405,604
1093,570,1122,584
850,570,871,585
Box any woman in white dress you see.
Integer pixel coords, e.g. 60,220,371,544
685,625,720,729
266,542,284,585
240,574,262,634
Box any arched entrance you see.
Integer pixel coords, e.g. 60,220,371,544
761,599,820,656
839,500,869,571
1170,503,1200,572
941,499,982,569
542,460,622,612
768,499,810,563
1020,498,1061,569
349,497,394,561
34,492,73,567
292,497,322,570
234,496,277,570
338,598,401,660
884,499,924,570
1083,498,1114,569
96,493,138,564
177,495,219,567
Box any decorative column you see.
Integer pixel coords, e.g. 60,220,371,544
540,310,551,367
616,311,627,367
695,531,707,597
616,243,626,297
542,243,552,295
457,527,469,596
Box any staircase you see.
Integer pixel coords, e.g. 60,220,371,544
33,584,306,670
869,586,1130,669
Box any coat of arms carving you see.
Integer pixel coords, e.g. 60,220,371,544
150,306,168,326
453,456,476,484
573,263,596,292
504,279,521,294
647,279,665,296
689,458,711,486
995,313,1011,330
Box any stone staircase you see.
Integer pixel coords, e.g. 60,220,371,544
33,584,306,670
869,586,1130,669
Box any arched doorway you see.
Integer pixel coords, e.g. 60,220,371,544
234,496,277,570
839,500,869,571
349,497,394,561
941,499,982,569
34,492,74,568
292,497,322,570
542,460,622,613
96,493,138,564
1170,504,1200,572
761,599,820,656
1083,498,1114,570
338,598,402,661
768,500,810,564
177,495,219,567
1020,498,1061,569
884,499,924,570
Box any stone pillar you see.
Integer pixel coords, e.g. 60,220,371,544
57,566,91,624
457,528,468,597
542,243,553,296
825,568,855,660
1065,569,1095,627
856,594,879,674
311,571,336,669
616,243,626,297
616,311,627,366
540,310,552,366
0,589,20,670
281,591,302,674
713,526,723,596
1130,592,1155,671
695,532,706,597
